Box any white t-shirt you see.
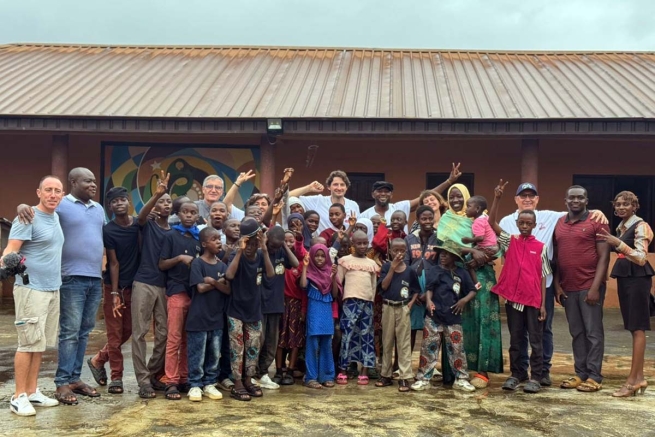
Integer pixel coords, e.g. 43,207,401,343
230,205,245,221
300,195,360,233
499,209,565,288
359,200,411,233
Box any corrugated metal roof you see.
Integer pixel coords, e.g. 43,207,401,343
1,44,654,120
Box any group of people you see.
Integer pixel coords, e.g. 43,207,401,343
4,163,653,416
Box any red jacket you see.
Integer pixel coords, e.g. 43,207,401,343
492,235,544,309
372,224,406,261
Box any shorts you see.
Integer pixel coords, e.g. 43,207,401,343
13,285,60,353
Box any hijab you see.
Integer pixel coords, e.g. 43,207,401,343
306,244,333,295
439,183,473,247
447,183,471,217
288,212,312,250
355,217,374,248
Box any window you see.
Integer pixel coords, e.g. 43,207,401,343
346,172,385,212
426,173,475,195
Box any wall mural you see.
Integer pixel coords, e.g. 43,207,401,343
101,143,261,216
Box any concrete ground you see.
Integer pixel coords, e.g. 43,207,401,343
0,306,654,437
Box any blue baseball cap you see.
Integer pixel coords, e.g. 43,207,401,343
516,182,538,196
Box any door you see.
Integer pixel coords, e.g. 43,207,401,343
346,173,385,212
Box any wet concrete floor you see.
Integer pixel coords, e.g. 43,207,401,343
0,306,654,437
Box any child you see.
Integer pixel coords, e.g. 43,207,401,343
275,230,308,385
336,230,380,385
221,219,240,263
203,201,228,236
319,204,346,244
370,215,382,235
303,210,321,239
246,204,264,225
488,180,549,394
372,210,408,262
186,227,231,402
375,238,419,392
158,201,201,400
288,212,313,250
411,241,476,392
224,218,275,401
301,244,340,388
461,195,499,257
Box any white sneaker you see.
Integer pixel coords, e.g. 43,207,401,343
453,378,476,392
28,388,59,407
410,380,431,391
250,377,261,388
258,374,280,390
10,393,36,416
216,378,234,391
188,386,203,402
203,384,223,400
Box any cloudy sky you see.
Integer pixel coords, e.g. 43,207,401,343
1,0,654,50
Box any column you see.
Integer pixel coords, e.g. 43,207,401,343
51,134,69,185
260,136,276,195
520,138,539,185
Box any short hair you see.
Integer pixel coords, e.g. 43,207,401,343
566,185,588,197
613,191,640,211
329,203,346,213
468,195,488,211
311,236,327,246
199,227,219,242
172,196,191,213
222,218,239,230
391,210,407,219
210,201,227,209
419,190,447,215
246,193,271,207
518,209,537,221
179,201,198,212
390,238,406,246
39,175,62,189
303,210,319,220
267,225,285,241
203,175,224,187
326,170,351,188
416,205,434,218
352,230,368,241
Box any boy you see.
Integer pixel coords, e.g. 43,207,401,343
257,226,300,389
186,227,231,402
488,180,550,394
372,210,408,261
412,241,477,392
319,203,346,245
88,187,139,395
225,218,275,401
158,201,201,400
375,239,419,392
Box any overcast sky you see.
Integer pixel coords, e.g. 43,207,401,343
1,0,654,50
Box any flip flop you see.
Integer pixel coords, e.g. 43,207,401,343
375,377,393,387
55,388,78,405
138,384,156,399
398,379,411,392
230,387,251,402
71,382,100,398
165,385,181,400
108,380,124,394
357,375,369,386
86,358,107,386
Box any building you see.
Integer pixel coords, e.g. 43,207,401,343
1,44,655,305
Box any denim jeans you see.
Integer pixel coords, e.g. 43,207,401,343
519,284,555,375
55,276,103,387
187,329,222,388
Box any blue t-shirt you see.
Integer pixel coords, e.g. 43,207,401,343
8,208,64,291
187,258,228,332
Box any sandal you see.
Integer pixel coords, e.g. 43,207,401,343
281,373,295,386
71,382,101,398
304,380,323,389
244,381,263,397
560,376,585,389
367,367,380,380
230,387,251,402
150,376,167,391
470,373,488,389
398,379,410,392
108,380,124,394
165,385,181,400
577,379,602,392
357,375,369,386
86,358,107,386
336,373,348,385
55,387,78,405
323,380,335,388
375,377,393,387
292,369,304,379
138,384,156,399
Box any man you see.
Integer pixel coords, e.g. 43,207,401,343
87,187,140,394
4,176,64,415
195,175,226,221
498,182,606,387
553,185,610,393
289,170,360,233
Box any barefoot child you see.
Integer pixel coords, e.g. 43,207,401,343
186,228,231,402
224,218,275,401
375,239,419,392
301,244,340,388
336,231,380,385
488,180,549,394
411,241,476,392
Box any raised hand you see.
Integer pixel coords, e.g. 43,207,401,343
236,170,256,186
309,181,324,193
448,162,462,184
272,201,285,216
156,171,170,195
303,253,310,266
331,263,338,277
494,179,509,199
258,230,267,249
391,252,403,269
348,211,357,228
281,168,295,185
239,236,249,250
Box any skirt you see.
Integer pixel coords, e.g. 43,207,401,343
617,276,652,332
339,298,376,369
278,297,306,349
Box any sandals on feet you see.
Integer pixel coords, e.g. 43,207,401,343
244,381,263,397
375,377,393,387
398,379,410,392
71,382,100,398
357,375,369,386
323,380,335,388
336,373,348,385
304,380,323,389
55,387,78,405
138,384,156,399
165,385,181,400
86,358,107,386
577,379,602,392
281,373,295,386
560,376,585,389
108,380,124,394
230,387,251,402
150,376,167,391
470,373,489,389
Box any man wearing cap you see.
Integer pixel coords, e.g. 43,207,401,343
87,187,140,395
499,182,607,387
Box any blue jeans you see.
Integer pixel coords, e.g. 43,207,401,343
519,284,555,377
187,329,222,388
55,276,102,387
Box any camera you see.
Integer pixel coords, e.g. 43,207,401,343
0,252,29,285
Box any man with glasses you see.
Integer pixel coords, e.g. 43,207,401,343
196,176,225,221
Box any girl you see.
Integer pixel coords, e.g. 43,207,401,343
336,231,380,385
354,217,374,245
288,213,313,251
301,244,340,388
303,210,321,239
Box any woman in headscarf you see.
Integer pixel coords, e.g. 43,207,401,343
437,184,503,389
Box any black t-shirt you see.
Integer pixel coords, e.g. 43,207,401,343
377,262,420,301
160,230,201,296
425,265,475,325
187,258,228,332
134,220,170,287
227,250,265,323
103,219,140,287
261,247,291,314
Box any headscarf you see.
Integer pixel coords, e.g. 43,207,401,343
288,212,312,250
355,217,374,248
288,196,304,211
306,244,333,295
447,183,471,217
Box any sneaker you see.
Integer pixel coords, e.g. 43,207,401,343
203,384,223,400
188,387,203,402
216,378,234,391
258,374,280,390
410,380,431,391
28,388,59,407
453,379,476,392
10,393,36,416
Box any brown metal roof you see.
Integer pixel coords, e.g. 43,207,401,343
1,44,654,120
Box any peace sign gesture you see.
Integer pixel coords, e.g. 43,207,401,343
348,211,357,228
494,179,509,199
156,171,170,195
596,228,621,247
448,162,462,184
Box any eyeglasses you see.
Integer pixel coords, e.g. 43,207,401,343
519,193,536,199
204,184,223,190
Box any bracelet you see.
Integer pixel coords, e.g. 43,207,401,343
111,292,119,296
235,183,241,188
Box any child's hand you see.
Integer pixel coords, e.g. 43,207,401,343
147,210,160,222
348,211,357,227
257,230,267,249
281,168,295,185
272,201,284,216
538,305,547,322
461,237,474,244
451,298,468,315
448,162,462,184
331,263,338,277
428,302,436,316
178,255,194,266
494,179,509,199
294,230,303,242
303,253,310,266
238,236,249,250
203,276,216,285
390,252,403,269
337,229,345,241
274,185,287,203
156,170,170,195
309,181,324,193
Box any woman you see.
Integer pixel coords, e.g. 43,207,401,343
437,183,503,389
597,191,653,397
409,190,447,233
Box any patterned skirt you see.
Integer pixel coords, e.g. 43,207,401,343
278,297,305,349
339,298,376,369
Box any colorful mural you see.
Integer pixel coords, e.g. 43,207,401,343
102,143,261,216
